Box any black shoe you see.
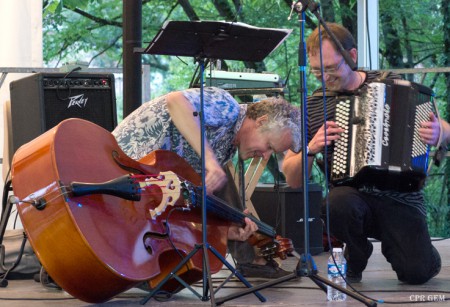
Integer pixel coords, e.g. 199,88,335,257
344,241,373,283
430,245,441,279
346,269,362,283
236,260,291,279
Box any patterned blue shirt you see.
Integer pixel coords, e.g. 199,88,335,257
113,87,246,173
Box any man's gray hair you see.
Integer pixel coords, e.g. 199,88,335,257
246,97,302,153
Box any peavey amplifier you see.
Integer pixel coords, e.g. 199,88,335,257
8,72,117,162
251,183,323,255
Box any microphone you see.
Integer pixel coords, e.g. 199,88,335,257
288,1,306,20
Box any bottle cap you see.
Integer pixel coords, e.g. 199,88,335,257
332,247,343,252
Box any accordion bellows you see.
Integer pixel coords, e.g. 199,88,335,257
331,79,435,192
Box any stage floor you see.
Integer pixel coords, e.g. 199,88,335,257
1,239,449,306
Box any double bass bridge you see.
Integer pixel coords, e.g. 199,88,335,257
137,171,182,219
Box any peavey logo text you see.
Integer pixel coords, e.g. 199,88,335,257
382,104,390,146
67,94,88,108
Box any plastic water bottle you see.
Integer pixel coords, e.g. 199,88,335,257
327,247,347,301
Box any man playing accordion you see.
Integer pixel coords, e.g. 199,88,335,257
282,22,444,285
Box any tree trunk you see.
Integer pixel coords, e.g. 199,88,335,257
401,15,414,81
212,0,235,19
178,0,200,20
380,12,404,68
320,0,335,23
339,0,357,37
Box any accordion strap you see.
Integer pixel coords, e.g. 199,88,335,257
374,71,391,82
311,89,355,98
311,71,393,97
312,90,335,97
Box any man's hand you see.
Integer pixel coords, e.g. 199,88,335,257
419,112,440,146
307,121,344,154
227,211,258,241
204,159,227,195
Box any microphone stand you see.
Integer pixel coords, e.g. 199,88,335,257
300,0,357,70
216,2,375,306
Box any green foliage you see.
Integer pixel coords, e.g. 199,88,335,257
64,0,91,9
41,1,450,102
44,0,63,15
424,160,450,237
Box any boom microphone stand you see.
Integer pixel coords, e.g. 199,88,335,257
136,20,291,305
215,2,375,306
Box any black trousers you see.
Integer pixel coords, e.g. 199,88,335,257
322,186,441,285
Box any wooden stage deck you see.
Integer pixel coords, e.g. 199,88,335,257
0,238,449,306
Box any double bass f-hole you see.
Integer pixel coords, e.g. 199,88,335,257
111,150,145,175
143,229,171,255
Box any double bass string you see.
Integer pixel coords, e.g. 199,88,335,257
135,173,276,238
14,186,72,208
16,172,264,230
194,191,276,238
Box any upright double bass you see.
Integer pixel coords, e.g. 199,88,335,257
11,118,289,303
11,118,232,303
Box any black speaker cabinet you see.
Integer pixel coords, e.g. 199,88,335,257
8,72,117,162
251,183,324,255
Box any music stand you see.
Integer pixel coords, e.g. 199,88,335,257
136,20,291,305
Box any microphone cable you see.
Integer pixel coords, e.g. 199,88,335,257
55,66,82,101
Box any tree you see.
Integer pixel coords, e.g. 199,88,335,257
42,1,449,93
442,0,450,236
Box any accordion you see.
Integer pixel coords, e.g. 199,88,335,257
330,79,436,192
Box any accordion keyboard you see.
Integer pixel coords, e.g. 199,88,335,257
331,99,351,180
412,102,433,158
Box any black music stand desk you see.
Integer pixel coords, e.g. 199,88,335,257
137,20,291,61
